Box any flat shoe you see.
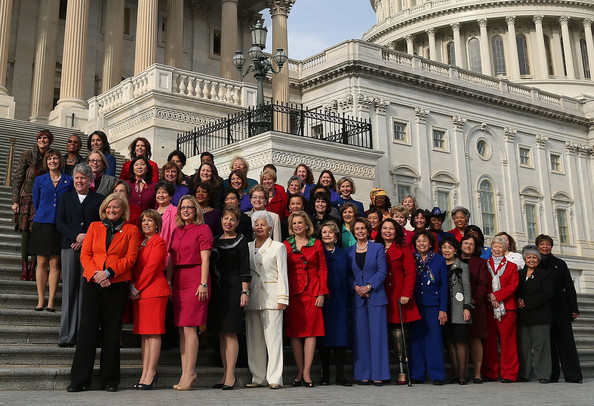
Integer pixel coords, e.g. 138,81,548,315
246,382,267,388
358,380,371,385
539,379,550,384
433,379,444,386
269,384,282,390
373,381,383,387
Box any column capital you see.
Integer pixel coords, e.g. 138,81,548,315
414,107,429,124
426,27,435,37
267,0,295,17
565,140,578,155
452,115,467,131
505,16,516,25
405,34,414,43
559,15,570,25
477,18,487,28
450,22,460,32
584,18,592,28
503,127,517,142
535,133,548,147
533,15,544,25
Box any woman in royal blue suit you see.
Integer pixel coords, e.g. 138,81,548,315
348,217,390,386
409,230,449,385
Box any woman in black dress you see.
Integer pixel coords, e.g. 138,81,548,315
208,205,251,390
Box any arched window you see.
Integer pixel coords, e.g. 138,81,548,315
446,41,456,65
468,38,482,73
581,38,591,79
479,180,496,235
543,35,554,76
516,34,530,75
491,35,506,76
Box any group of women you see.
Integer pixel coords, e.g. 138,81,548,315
11,132,583,391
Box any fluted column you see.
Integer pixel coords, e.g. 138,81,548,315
478,18,492,75
29,0,60,122
559,16,575,79
268,0,294,106
405,35,414,55
533,15,548,79
451,23,463,68
220,0,238,79
506,16,521,79
134,0,158,75
102,0,124,92
0,0,12,95
426,28,436,60
165,0,184,68
583,19,594,79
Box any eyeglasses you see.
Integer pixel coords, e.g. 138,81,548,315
67,140,79,144
180,206,196,211
251,196,266,201
88,159,102,164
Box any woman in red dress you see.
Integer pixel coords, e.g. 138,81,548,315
130,209,170,389
376,218,420,384
284,211,329,388
167,195,213,390
125,156,156,227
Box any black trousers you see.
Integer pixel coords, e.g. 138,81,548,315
70,280,128,388
550,321,582,382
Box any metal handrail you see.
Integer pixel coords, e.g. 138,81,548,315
3,137,16,186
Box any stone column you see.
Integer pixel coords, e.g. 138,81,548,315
102,0,124,92
0,0,15,118
451,23,463,68
502,128,520,233
506,16,521,79
220,0,238,79
134,0,158,75
426,28,436,60
533,15,548,79
534,134,552,235
478,18,492,75
405,34,414,55
165,0,184,68
268,0,294,106
48,0,90,128
414,107,432,205
451,116,469,208
29,0,60,122
583,19,594,79
559,16,575,79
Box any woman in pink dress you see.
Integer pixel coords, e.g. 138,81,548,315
167,195,213,390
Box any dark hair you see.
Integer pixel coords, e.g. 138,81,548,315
129,137,152,159
87,130,110,154
317,170,337,192
112,180,132,198
194,181,213,205
411,209,430,229
440,235,460,251
287,194,307,212
167,150,187,167
227,169,248,190
128,156,153,181
465,225,485,247
353,217,372,237
496,231,517,252
222,188,241,204
459,234,481,257
412,229,436,251
155,180,175,197
200,151,214,162
309,184,331,201
294,163,314,184
309,191,331,216
194,162,222,191
375,218,405,246
221,204,241,222
263,163,277,173
535,234,554,248
68,134,82,147
370,194,392,211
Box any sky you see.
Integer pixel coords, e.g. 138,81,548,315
261,0,377,60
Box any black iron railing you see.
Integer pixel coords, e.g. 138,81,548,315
177,102,373,157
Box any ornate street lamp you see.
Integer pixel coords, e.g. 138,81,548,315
232,19,288,108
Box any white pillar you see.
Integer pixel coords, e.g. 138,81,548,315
29,0,60,122
414,108,432,206
0,0,15,118
533,15,548,79
102,0,124,92
451,23,463,68
220,0,238,79
478,18,492,76
165,0,184,68
268,0,294,106
134,0,158,75
426,28,436,60
405,34,414,55
559,16,575,79
506,16,521,80
583,19,594,80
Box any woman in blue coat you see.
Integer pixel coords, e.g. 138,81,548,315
409,230,449,385
348,217,390,386
318,220,352,386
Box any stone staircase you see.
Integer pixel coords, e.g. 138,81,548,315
0,119,592,390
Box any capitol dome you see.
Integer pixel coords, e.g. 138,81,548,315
363,0,594,98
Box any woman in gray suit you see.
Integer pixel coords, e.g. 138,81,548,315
87,150,117,196
245,210,289,389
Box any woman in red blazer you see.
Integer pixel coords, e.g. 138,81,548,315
376,219,420,385
284,211,329,387
481,235,519,383
130,209,170,389
67,193,140,393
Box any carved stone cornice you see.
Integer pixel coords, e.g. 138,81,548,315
452,115,467,131
267,0,295,17
503,127,517,142
357,94,374,113
415,107,429,124
270,151,376,178
339,94,353,112
535,133,548,147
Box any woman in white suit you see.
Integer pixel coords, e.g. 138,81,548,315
245,210,289,389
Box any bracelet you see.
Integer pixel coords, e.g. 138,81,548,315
200,283,208,288
242,289,250,296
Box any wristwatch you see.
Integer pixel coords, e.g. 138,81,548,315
200,283,208,288
242,289,250,296
367,284,372,292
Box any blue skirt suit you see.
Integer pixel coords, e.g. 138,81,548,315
348,241,390,382
409,251,449,382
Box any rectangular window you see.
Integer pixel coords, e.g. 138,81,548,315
437,191,452,230
526,203,538,241
311,124,323,139
124,7,132,36
393,121,407,142
480,192,496,235
213,29,221,56
397,185,411,203
519,147,531,166
433,130,446,149
556,208,570,244
550,153,562,172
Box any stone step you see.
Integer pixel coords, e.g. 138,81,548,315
0,293,62,310
0,308,61,327
0,280,43,295
0,326,59,345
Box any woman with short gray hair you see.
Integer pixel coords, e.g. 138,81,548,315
448,206,471,242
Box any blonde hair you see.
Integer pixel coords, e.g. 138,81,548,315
175,195,204,227
260,168,277,183
288,211,314,238
99,193,130,221
390,205,410,218
87,149,109,171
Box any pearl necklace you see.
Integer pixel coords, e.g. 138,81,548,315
51,175,62,183
356,241,368,250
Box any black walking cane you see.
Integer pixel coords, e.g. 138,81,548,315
398,299,412,387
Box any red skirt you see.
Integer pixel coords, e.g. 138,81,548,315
133,296,168,335
285,293,325,338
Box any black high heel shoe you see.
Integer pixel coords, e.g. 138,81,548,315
139,372,159,390
292,379,303,387
304,381,314,388
221,379,236,390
